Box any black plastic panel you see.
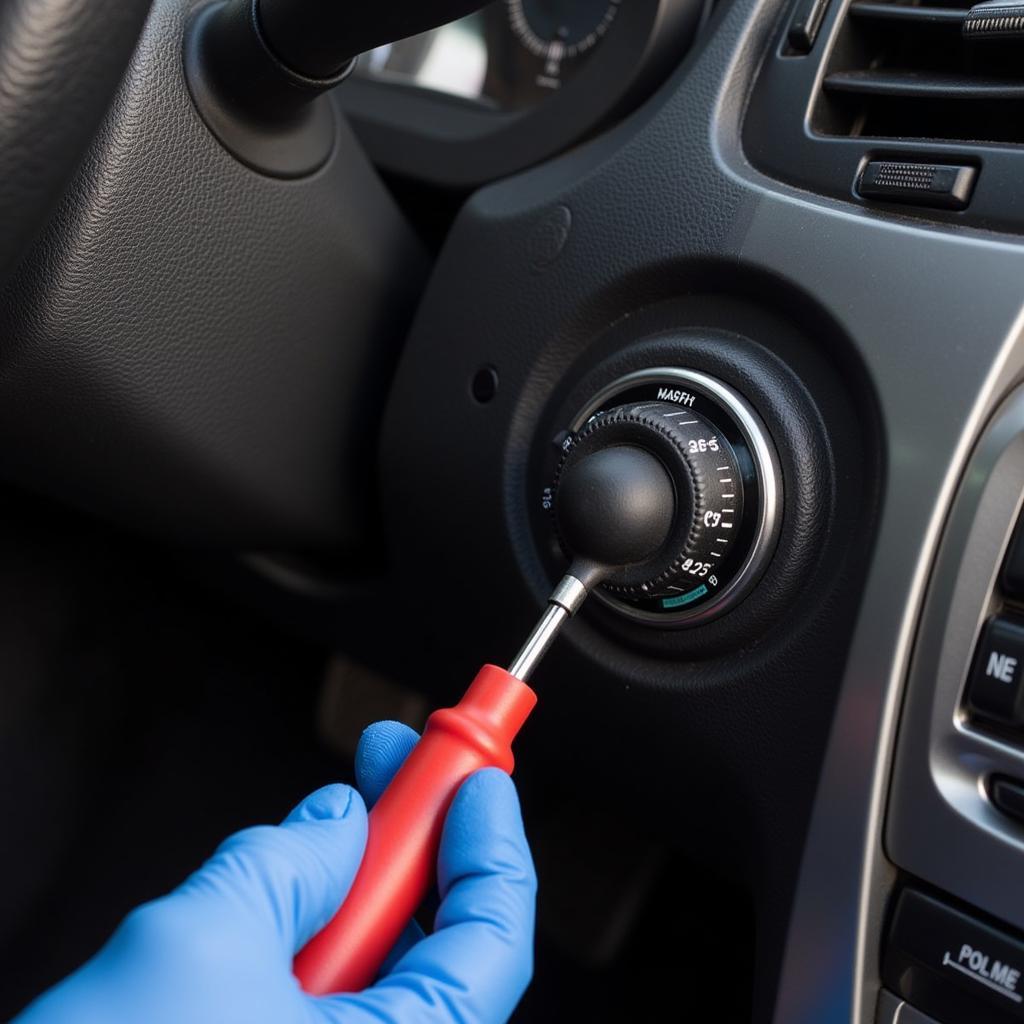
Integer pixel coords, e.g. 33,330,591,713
379,228,882,1018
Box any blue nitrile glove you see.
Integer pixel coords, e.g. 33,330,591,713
15,720,536,1024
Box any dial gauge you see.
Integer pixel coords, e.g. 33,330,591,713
507,0,620,90
544,368,783,627
507,0,621,60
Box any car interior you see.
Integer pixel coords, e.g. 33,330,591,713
3,0,1024,1021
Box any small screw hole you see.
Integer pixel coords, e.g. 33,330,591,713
471,365,499,404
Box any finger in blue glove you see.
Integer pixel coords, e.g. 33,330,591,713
14,719,536,1024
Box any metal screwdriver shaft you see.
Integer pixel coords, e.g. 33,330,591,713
507,574,589,681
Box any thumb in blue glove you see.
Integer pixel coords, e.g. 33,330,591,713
15,721,536,1024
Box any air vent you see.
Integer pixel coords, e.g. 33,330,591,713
814,0,1024,143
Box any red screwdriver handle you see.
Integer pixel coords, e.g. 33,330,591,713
293,664,538,995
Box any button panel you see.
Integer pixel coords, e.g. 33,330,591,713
963,503,1024,740
884,889,1024,1023
968,617,1024,727
885,386,1024,1019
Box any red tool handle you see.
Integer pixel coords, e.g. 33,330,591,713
293,663,538,995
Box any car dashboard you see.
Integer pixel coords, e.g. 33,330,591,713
4,0,1024,1021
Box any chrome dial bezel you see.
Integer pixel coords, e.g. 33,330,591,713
568,367,783,626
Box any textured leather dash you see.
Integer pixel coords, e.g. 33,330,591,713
0,0,152,279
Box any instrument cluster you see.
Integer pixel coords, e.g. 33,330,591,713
340,0,708,187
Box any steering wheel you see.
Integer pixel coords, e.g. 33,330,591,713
0,0,152,279
0,0,483,547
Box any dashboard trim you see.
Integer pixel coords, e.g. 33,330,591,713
887,384,1024,935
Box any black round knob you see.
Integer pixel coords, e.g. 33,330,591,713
555,445,676,572
553,401,746,598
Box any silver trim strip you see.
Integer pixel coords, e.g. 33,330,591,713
875,990,901,1024
876,991,943,1024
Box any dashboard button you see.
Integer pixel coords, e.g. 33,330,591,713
858,160,977,211
884,889,1024,1023
991,777,1024,826
967,617,1024,726
1004,519,1024,598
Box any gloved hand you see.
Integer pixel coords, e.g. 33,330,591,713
15,721,536,1024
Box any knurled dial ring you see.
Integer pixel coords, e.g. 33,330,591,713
553,401,746,599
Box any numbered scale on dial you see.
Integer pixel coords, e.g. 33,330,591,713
543,369,781,626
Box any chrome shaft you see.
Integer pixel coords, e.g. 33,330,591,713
508,575,588,682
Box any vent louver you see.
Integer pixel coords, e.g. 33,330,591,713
815,0,1024,143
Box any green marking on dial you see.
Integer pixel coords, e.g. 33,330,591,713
661,584,709,609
